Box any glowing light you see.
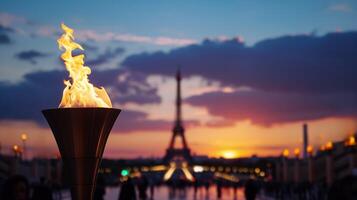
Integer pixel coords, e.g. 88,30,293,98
163,162,194,181
307,145,313,155
193,165,204,173
141,167,149,172
121,169,129,176
294,148,300,157
259,171,265,177
13,145,19,152
282,149,289,157
255,168,261,174
325,141,333,150
182,167,194,181
57,23,112,108
221,150,238,159
214,172,239,182
163,165,176,181
21,133,27,141
346,135,356,146
151,165,167,171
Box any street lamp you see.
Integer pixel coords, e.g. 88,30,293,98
307,145,313,156
21,133,28,160
325,141,333,151
12,144,19,157
345,135,356,147
282,149,290,158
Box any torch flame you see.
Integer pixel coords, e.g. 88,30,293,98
57,23,112,108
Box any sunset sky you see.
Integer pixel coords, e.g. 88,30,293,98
1,0,357,159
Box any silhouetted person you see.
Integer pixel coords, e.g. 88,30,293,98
1,175,30,200
149,180,154,200
31,177,53,200
94,176,106,200
118,177,136,200
204,180,210,194
244,179,258,200
137,176,149,200
193,180,199,199
233,182,238,199
216,180,222,199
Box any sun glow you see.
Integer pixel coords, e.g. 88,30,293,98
57,23,112,108
221,150,238,159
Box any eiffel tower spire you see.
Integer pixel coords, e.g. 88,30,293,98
164,68,191,163
169,67,188,149
175,68,183,129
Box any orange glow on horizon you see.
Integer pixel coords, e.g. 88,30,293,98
221,150,239,159
0,117,356,159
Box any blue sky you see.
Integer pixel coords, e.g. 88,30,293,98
2,1,357,42
1,1,357,158
1,0,357,82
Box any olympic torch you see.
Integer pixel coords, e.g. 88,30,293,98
42,24,121,200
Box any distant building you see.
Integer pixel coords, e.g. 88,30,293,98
275,133,357,185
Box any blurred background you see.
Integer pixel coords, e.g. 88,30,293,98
1,0,357,199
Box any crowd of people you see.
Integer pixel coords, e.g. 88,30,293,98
260,175,357,200
117,176,259,200
118,176,154,200
2,174,356,200
0,174,260,200
0,175,56,200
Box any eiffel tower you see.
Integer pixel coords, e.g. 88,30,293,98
163,69,193,181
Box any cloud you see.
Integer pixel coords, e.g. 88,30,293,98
83,69,161,104
0,24,15,33
0,25,14,44
15,50,49,64
86,47,125,67
0,69,164,132
33,25,60,38
123,32,357,94
186,90,357,125
76,29,197,46
0,12,28,27
114,110,171,132
328,3,352,12
122,31,357,125
0,12,196,46
107,70,161,104
0,34,11,44
33,26,197,46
